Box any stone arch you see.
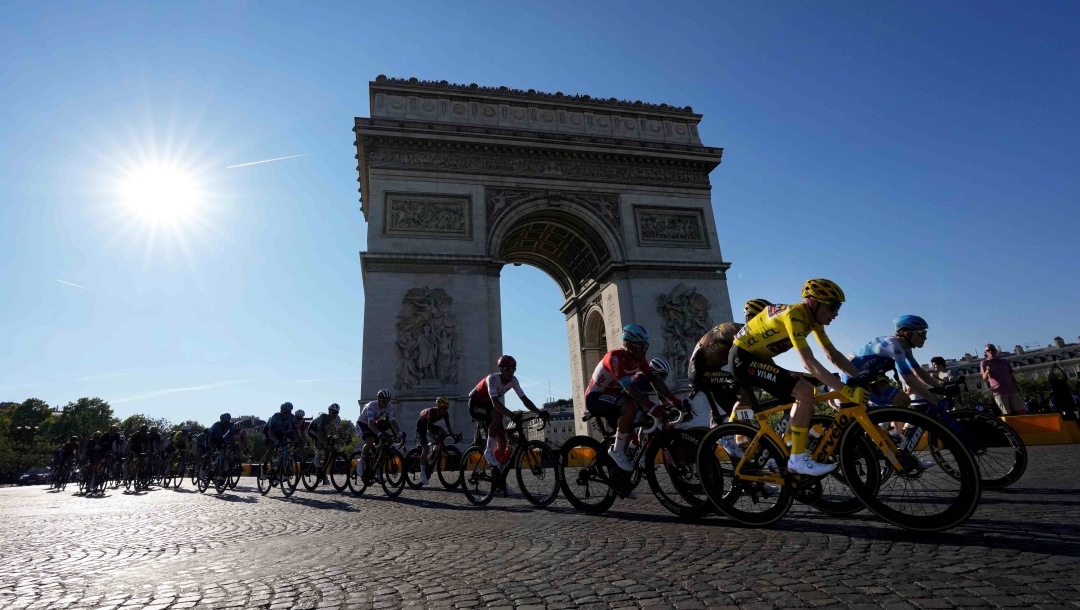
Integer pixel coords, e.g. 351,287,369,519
581,306,608,384
489,199,623,300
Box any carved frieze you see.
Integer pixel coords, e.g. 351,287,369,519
657,284,714,380
384,193,471,239
395,287,461,390
485,189,621,234
368,148,710,188
634,206,709,248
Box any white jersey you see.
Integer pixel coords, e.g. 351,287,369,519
474,373,526,404
358,400,397,425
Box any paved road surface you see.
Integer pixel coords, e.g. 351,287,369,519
2,445,1079,609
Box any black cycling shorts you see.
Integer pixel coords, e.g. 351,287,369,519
688,365,740,417
468,392,492,425
416,420,445,445
585,392,626,434
358,422,377,440
728,346,801,404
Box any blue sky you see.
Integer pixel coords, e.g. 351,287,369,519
1,1,1077,424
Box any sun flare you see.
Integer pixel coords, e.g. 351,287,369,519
119,163,202,224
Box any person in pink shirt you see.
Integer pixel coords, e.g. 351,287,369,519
980,344,1025,415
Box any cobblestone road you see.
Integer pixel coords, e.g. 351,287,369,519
2,445,1079,610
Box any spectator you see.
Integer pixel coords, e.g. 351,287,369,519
930,357,958,383
980,344,1025,415
1048,363,1078,420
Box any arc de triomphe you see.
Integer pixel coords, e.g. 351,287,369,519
353,76,731,435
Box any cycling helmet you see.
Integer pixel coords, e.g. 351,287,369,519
109,424,119,433
894,315,929,332
377,389,392,400
280,401,293,412
149,426,158,433
139,423,149,431
497,355,517,368
220,413,232,422
181,425,191,432
801,279,845,302
93,431,102,438
295,409,305,418
70,436,79,442
621,323,650,345
649,358,671,375
436,396,450,409
743,299,772,321
328,403,340,414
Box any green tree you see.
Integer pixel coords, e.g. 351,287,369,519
49,398,118,443
119,414,173,436
172,419,207,434
8,398,53,449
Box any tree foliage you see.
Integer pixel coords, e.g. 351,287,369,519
119,413,173,436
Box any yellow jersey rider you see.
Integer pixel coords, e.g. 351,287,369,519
729,279,867,476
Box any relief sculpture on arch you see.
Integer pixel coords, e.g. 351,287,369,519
395,287,461,389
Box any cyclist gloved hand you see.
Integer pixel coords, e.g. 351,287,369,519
540,410,550,423
840,384,870,405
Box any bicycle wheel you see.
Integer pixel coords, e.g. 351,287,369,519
516,440,559,506
946,410,1027,490
213,457,229,495
228,456,241,490
329,451,350,492
644,428,712,520
404,447,424,489
557,436,616,515
807,414,879,516
256,455,274,496
300,454,320,491
460,447,496,506
437,445,463,490
280,451,301,498
840,407,981,532
347,450,370,496
697,422,792,527
380,447,406,498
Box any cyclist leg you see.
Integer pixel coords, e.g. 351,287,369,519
357,423,377,476
416,420,431,484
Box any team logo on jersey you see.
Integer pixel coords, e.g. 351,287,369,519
767,304,787,317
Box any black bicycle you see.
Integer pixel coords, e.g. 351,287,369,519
558,405,697,517
347,432,407,497
405,431,463,490
460,413,558,507
301,432,352,493
256,440,301,498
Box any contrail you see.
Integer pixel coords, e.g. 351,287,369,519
226,154,309,169
56,279,91,291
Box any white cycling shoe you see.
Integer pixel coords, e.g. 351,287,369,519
719,437,745,459
419,470,429,485
483,447,501,467
786,454,837,476
607,446,635,471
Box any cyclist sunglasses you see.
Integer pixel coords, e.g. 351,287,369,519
822,301,843,312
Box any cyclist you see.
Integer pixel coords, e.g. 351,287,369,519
295,409,308,438
357,390,403,479
310,404,343,485
846,316,947,443
585,324,681,471
148,426,163,455
688,319,745,424
728,279,866,476
206,414,232,483
170,425,193,457
468,356,547,468
125,424,152,480
415,396,458,485
743,299,773,323
259,402,299,468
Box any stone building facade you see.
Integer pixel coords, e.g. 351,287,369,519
937,336,1080,391
353,76,732,436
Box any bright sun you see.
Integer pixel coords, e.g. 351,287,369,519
119,163,202,223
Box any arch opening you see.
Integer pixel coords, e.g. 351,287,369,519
494,208,615,300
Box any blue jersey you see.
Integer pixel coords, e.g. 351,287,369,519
267,412,297,434
208,421,231,442
845,336,919,382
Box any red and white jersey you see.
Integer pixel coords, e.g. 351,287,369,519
473,373,526,405
586,349,654,395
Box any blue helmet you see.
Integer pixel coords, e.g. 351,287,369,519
894,315,929,332
220,413,231,422
621,324,650,345
280,402,293,412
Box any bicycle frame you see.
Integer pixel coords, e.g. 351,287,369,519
727,391,908,486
